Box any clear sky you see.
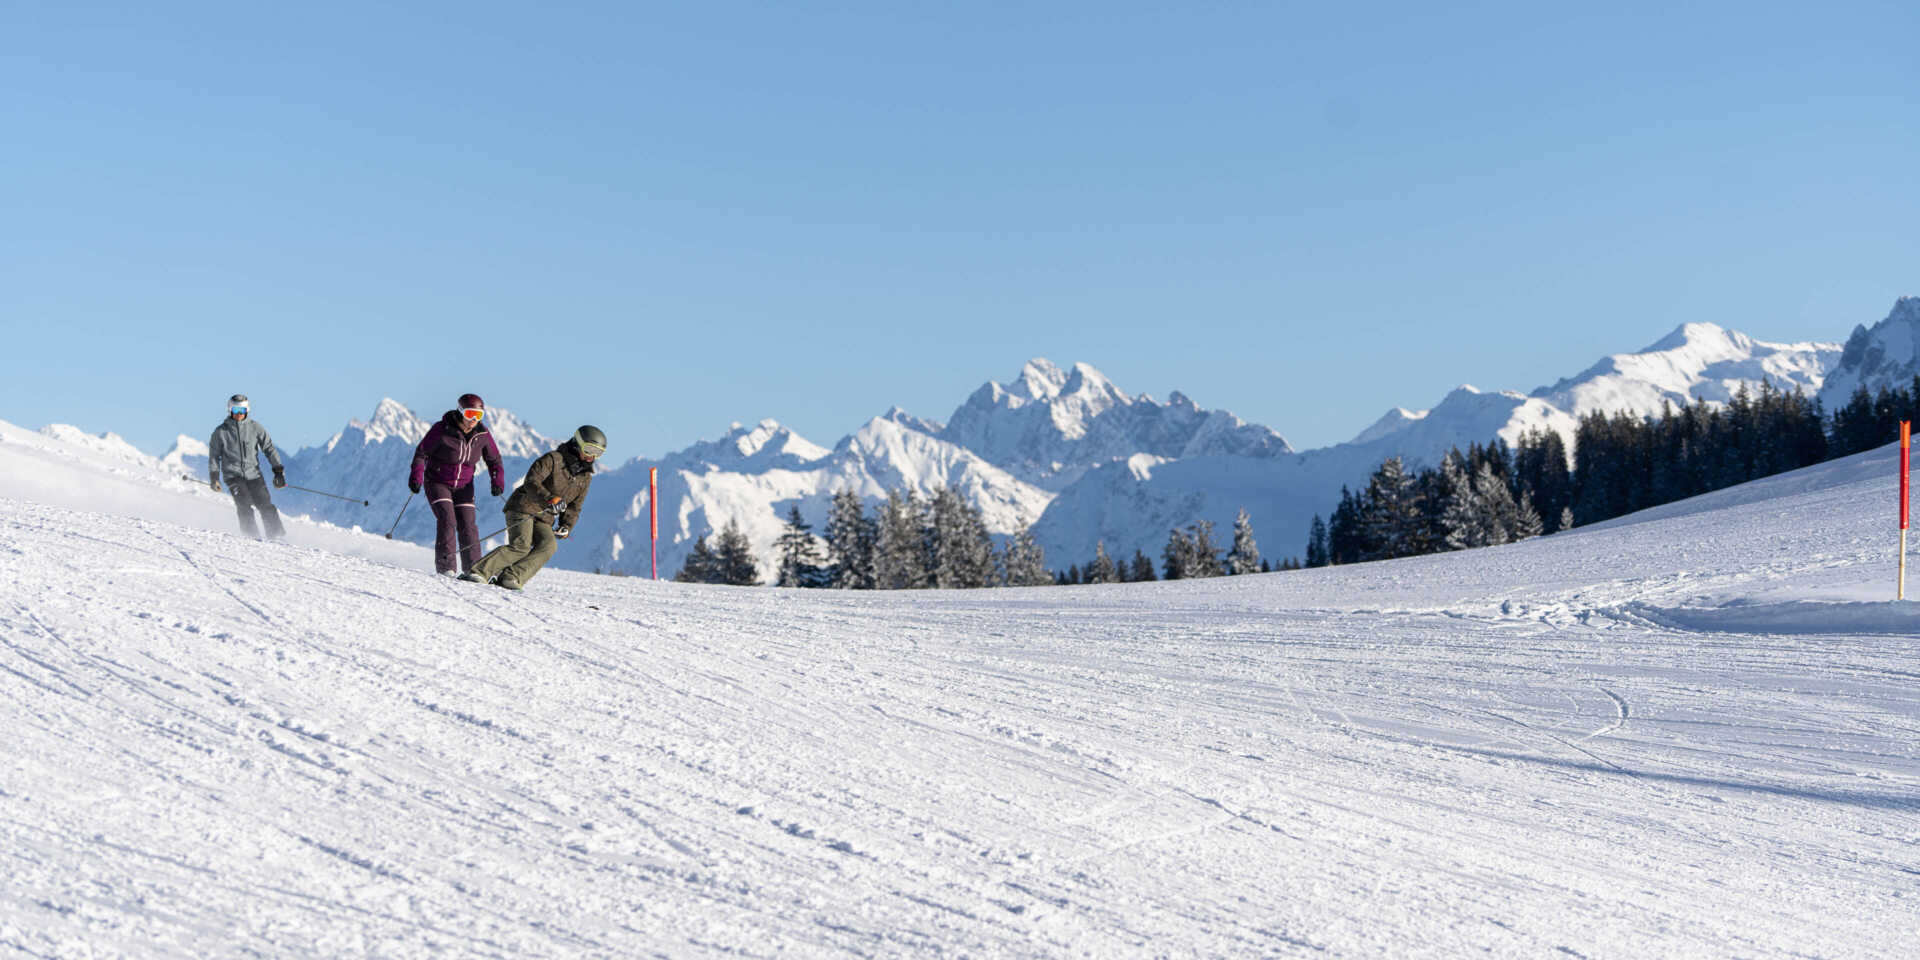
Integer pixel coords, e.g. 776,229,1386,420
3,2,1916,460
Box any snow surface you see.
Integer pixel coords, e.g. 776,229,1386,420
3,413,1918,957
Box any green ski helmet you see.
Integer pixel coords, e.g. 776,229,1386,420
572,425,607,462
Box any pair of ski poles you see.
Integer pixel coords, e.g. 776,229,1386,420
387,491,537,541
188,474,369,507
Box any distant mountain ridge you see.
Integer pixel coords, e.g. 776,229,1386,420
35,297,1909,577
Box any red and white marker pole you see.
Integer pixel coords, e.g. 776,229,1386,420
649,467,659,581
1901,421,1911,601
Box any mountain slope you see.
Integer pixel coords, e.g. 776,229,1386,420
1819,295,1920,407
938,359,1292,490
1532,321,1838,418
2,437,1913,957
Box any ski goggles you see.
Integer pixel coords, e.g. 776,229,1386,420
460,407,485,422
229,404,250,416
576,441,605,461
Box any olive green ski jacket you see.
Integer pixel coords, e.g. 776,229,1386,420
504,441,594,529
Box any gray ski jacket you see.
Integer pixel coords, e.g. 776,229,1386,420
208,416,283,481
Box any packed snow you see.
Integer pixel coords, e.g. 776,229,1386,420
2,409,1916,957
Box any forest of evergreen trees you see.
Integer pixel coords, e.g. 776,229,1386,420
671,379,1920,587
1307,379,1920,568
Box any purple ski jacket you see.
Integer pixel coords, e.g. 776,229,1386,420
410,411,506,491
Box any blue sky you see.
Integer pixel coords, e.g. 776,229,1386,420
3,2,1916,460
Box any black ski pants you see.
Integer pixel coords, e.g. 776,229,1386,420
224,472,286,539
426,480,480,574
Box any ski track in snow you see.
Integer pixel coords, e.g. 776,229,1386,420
2,446,1919,957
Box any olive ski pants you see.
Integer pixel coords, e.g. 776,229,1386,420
468,511,559,586
225,472,286,539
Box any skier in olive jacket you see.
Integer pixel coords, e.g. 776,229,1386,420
409,393,507,576
460,425,605,590
208,394,288,539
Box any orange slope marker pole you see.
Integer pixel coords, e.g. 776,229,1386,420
1901,421,1911,601
650,467,659,580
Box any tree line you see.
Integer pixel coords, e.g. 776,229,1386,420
676,491,1287,588
1308,378,1920,568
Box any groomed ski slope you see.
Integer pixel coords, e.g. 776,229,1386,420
2,438,1917,958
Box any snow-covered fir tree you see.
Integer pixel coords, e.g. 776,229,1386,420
1162,527,1192,580
1226,508,1260,575
1439,453,1490,551
1186,520,1226,578
1361,456,1427,559
774,505,828,588
1085,542,1120,584
1000,529,1051,587
823,489,877,589
929,486,995,589
874,488,930,590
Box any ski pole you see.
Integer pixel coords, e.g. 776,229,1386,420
385,494,413,540
285,484,371,506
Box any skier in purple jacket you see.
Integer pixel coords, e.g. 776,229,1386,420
410,393,507,576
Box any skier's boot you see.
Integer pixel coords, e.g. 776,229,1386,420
457,571,486,583
495,576,523,592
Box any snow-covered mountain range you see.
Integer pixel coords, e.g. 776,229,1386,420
28,297,1918,577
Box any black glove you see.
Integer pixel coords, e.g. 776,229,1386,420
553,523,571,539
210,476,222,493
409,481,422,495
491,481,504,497
272,467,287,489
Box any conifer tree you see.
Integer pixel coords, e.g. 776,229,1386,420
1226,508,1261,575
1129,549,1157,582
1435,452,1477,551
1185,520,1226,577
929,486,995,588
774,505,828,588
673,535,718,583
823,489,878,589
1360,457,1426,559
1000,529,1052,587
1162,527,1190,580
1305,515,1330,568
1085,542,1120,584
713,519,761,586
874,488,930,590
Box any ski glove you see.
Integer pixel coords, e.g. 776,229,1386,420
553,523,571,539
409,481,422,495
209,476,222,493
272,467,287,489
491,481,505,497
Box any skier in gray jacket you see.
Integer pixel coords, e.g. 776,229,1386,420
209,394,288,539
